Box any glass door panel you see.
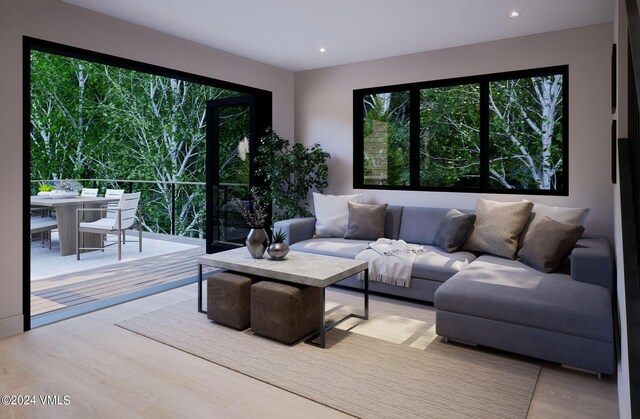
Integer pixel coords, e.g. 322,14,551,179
206,97,254,252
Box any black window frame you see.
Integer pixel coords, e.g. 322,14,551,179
353,65,569,195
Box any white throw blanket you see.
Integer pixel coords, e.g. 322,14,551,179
355,239,425,287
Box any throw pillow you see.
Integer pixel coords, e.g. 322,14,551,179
463,199,533,259
313,192,362,237
518,216,585,273
344,202,388,240
433,209,476,253
519,202,590,248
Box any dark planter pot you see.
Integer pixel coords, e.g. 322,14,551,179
267,242,290,260
246,228,270,259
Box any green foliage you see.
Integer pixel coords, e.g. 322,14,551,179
488,75,564,190
255,129,330,221
360,75,564,191
362,91,410,186
30,50,246,237
420,84,481,188
272,229,287,243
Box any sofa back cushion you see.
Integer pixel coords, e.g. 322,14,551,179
384,205,404,240
398,207,452,245
313,193,362,237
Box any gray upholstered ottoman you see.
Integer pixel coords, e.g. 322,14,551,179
207,271,254,330
250,281,322,344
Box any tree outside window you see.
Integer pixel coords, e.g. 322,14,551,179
354,66,568,195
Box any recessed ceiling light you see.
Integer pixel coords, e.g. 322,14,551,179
509,10,520,18
319,47,327,53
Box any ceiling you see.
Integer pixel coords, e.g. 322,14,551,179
62,0,614,72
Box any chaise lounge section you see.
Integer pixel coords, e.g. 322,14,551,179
434,237,615,375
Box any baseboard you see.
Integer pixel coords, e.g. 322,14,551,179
0,315,24,339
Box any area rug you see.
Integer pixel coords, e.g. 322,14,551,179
117,289,540,418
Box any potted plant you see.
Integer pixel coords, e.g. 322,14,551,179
232,189,270,259
255,129,330,222
37,183,54,197
267,229,289,260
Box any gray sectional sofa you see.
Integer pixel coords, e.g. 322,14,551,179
274,205,615,375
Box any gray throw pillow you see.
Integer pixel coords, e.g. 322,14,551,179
518,216,585,273
433,209,476,253
344,202,388,240
463,199,534,259
518,202,590,249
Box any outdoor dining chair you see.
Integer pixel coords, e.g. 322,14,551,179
104,189,125,219
76,192,142,261
80,188,99,197
30,207,57,250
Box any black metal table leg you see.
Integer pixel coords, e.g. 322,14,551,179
198,263,206,314
319,287,326,348
364,268,369,320
305,266,369,348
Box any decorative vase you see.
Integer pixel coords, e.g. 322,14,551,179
246,228,270,259
267,242,290,260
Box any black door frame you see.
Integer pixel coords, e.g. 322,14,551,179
205,93,272,254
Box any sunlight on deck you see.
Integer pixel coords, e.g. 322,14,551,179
30,232,206,321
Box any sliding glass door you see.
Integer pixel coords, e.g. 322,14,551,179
205,95,270,253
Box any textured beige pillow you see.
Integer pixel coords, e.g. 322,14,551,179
463,199,534,259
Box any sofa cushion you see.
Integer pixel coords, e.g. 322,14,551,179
290,238,370,259
290,239,475,283
463,199,533,259
411,246,477,282
398,207,452,245
313,193,362,237
434,255,613,342
518,217,585,273
433,209,476,253
384,206,404,240
519,202,590,248
344,202,388,240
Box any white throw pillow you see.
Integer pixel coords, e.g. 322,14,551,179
313,193,362,237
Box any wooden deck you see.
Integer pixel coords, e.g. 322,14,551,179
31,232,211,326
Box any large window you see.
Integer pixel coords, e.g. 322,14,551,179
354,66,568,195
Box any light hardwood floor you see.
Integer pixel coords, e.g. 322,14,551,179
0,283,618,418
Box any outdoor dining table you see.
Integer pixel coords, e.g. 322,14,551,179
30,196,120,256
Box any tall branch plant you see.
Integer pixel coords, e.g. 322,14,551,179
255,129,330,221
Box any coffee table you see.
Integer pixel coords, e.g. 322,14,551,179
197,247,369,348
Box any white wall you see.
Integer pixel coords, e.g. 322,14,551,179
0,0,295,338
294,24,614,240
